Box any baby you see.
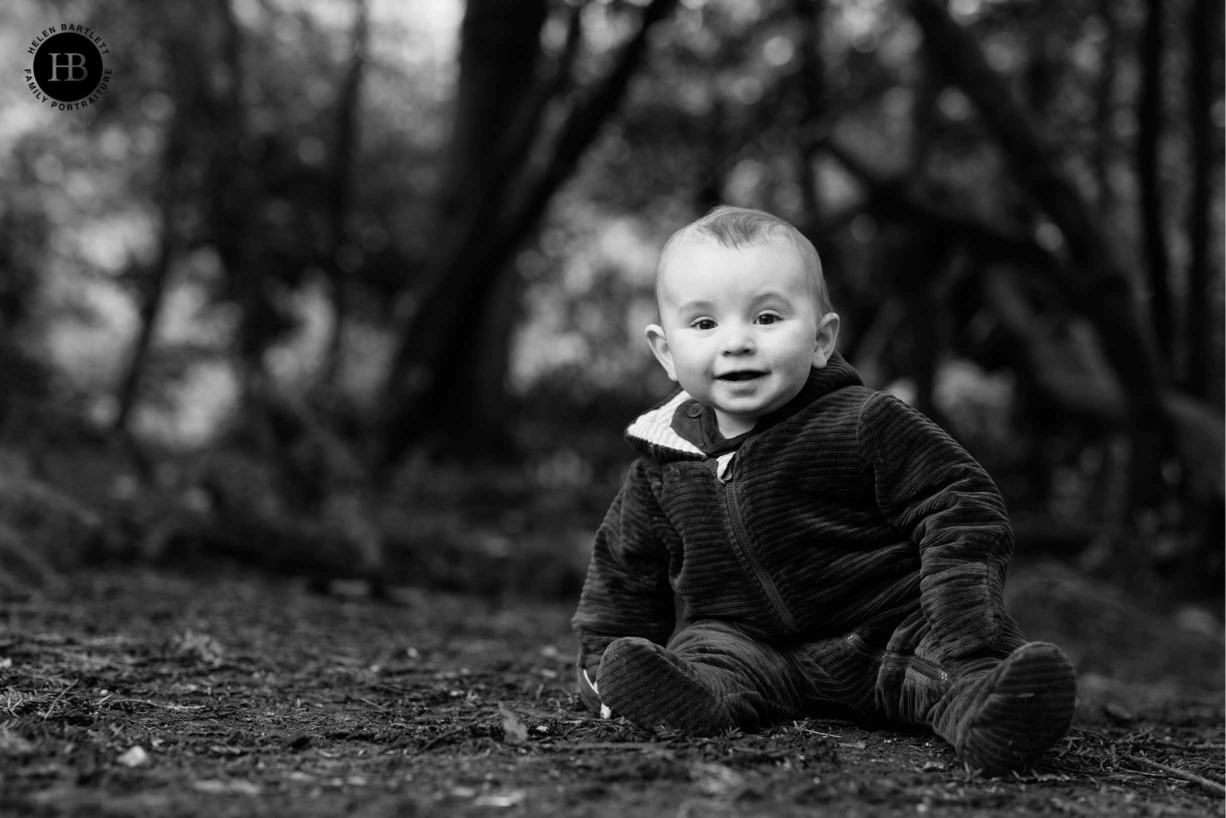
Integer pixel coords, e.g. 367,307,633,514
572,205,1076,774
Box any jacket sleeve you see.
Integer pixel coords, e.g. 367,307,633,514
858,392,1013,658
572,457,676,712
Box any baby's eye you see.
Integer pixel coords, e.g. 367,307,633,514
691,318,716,330
755,312,782,325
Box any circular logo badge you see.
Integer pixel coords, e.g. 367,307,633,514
31,32,104,102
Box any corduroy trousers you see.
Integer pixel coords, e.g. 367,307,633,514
655,609,1029,739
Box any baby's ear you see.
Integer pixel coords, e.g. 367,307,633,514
812,313,840,369
645,324,678,381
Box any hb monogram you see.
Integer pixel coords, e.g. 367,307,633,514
47,52,89,82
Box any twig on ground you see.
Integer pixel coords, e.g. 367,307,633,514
1132,756,1226,796
1118,727,1155,744
41,679,77,721
543,741,660,752
371,682,416,696
419,723,476,752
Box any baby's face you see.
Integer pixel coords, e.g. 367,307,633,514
648,240,837,438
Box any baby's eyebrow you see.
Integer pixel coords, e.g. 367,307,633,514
676,299,716,313
751,290,792,304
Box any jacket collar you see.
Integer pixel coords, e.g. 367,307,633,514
625,390,706,460
625,352,862,461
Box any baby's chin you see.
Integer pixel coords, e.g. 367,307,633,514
715,383,808,416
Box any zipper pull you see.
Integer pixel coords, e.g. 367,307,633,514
716,452,736,482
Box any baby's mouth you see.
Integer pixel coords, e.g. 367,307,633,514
717,370,767,382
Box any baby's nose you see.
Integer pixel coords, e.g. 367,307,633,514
720,327,756,354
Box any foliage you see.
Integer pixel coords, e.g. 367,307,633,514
0,0,1221,596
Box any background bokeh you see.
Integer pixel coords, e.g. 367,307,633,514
0,0,1221,608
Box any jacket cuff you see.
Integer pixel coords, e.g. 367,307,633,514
919,560,1003,657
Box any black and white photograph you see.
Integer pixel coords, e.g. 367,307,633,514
0,0,1222,815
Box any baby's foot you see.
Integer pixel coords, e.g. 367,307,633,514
950,642,1076,775
596,637,746,735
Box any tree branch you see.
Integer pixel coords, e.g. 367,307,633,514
820,137,1070,291
901,0,1166,419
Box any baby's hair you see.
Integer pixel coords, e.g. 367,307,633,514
656,205,832,314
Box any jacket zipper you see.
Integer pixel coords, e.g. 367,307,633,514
721,474,802,636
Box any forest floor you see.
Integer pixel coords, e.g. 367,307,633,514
0,559,1222,818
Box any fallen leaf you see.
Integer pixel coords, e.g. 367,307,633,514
169,630,224,667
498,701,529,745
208,744,246,756
0,727,34,757
692,762,745,796
474,789,526,807
193,779,263,796
117,745,149,767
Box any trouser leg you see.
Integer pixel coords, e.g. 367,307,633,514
597,608,1075,773
791,609,1027,723
596,619,809,735
887,610,1028,726
794,610,1075,775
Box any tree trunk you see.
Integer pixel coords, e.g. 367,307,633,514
210,0,261,373
376,0,547,462
377,0,678,467
431,0,551,455
113,11,195,433
1091,0,1118,211
902,0,1170,511
113,199,175,434
321,0,368,388
793,0,826,225
1022,0,1060,117
1184,0,1215,398
896,232,952,432
1137,0,1171,358
440,0,549,220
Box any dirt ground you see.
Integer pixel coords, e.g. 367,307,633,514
1,560,1222,817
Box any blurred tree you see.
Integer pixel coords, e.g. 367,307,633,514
112,12,191,436
1137,0,1171,358
1090,0,1119,212
320,0,370,388
377,0,679,463
377,0,550,461
1,0,1220,595
1184,0,1219,398
902,0,1171,512
0,184,53,439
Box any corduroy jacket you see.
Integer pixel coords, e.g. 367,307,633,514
573,353,1013,688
